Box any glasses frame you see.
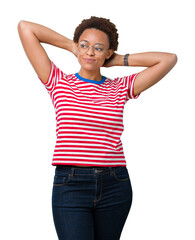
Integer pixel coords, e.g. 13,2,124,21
77,41,108,56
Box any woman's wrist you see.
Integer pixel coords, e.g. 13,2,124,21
115,54,131,66
111,54,124,66
124,54,130,66
103,53,131,67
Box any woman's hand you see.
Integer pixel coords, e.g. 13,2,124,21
72,42,78,58
103,53,123,67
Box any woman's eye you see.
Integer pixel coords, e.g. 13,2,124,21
80,44,88,48
95,47,103,52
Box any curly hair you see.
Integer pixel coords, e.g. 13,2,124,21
73,16,119,51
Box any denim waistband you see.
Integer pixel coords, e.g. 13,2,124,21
55,165,126,175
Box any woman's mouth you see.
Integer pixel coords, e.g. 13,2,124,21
83,58,96,63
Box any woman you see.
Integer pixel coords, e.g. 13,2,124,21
18,16,177,240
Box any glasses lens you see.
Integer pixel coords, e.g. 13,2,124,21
78,42,89,53
93,45,105,55
78,42,105,55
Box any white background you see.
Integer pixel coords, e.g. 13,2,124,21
1,0,194,239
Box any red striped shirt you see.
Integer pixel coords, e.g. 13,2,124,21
39,60,140,167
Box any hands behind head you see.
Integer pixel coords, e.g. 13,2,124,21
72,42,78,57
103,53,120,67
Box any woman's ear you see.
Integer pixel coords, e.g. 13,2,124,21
106,49,114,59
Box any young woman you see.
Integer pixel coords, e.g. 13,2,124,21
18,16,177,240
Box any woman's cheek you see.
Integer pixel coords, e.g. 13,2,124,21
97,57,107,67
77,54,106,68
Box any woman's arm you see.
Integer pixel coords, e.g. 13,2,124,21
18,20,74,83
104,52,177,96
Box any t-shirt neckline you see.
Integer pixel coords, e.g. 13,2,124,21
75,73,106,84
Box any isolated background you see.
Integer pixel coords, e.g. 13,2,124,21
1,0,194,239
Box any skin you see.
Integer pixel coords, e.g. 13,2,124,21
106,52,178,96
18,20,177,167
72,28,177,97
18,20,177,96
73,28,114,81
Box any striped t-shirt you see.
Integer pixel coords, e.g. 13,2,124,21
38,60,140,167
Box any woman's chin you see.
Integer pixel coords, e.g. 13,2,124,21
80,65,101,72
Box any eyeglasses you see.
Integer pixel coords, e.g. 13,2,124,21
77,41,107,56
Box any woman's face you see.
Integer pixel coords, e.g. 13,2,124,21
74,28,114,72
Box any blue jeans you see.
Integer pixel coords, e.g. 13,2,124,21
52,165,133,240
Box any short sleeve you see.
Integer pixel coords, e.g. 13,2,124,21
38,60,64,93
122,73,141,101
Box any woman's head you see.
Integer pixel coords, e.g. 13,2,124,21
73,16,119,51
73,16,119,72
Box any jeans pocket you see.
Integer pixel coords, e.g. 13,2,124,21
53,170,71,186
113,167,130,182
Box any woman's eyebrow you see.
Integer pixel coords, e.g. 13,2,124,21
95,43,104,46
80,40,104,46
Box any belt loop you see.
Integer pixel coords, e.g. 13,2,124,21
109,167,114,176
70,167,75,177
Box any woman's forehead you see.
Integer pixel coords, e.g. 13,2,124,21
79,28,109,46
80,40,104,46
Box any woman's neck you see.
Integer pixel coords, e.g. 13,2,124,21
78,68,102,81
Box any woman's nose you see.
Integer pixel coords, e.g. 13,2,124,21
87,46,95,56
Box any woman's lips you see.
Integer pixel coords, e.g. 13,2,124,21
83,58,96,63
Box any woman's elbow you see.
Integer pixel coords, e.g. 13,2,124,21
17,20,28,32
170,53,178,66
